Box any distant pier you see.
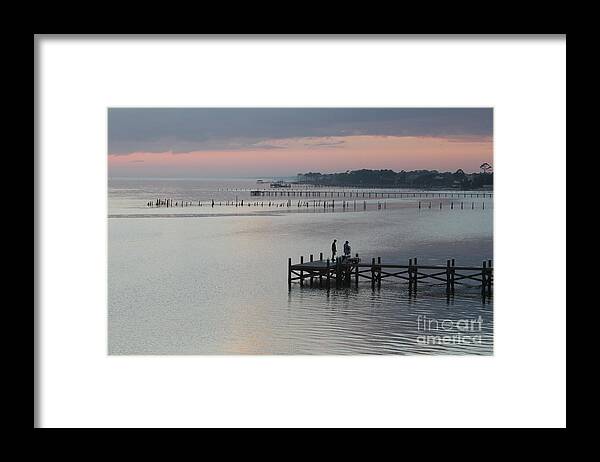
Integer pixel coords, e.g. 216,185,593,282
288,254,493,297
250,189,492,198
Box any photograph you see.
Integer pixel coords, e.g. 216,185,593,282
36,35,565,428
108,108,494,355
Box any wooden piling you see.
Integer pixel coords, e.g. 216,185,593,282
326,259,331,289
310,254,314,285
300,256,304,286
413,257,418,290
371,257,376,289
446,259,451,293
355,253,359,286
487,259,493,295
481,261,487,295
288,258,292,289
377,257,382,289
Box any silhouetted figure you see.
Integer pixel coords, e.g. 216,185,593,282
343,241,351,258
331,239,337,261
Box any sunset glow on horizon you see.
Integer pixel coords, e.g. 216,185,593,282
108,108,493,177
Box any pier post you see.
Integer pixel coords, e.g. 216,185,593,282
451,258,455,293
371,258,376,290
300,256,304,287
481,261,487,296
408,258,413,291
355,253,359,287
446,260,451,294
413,257,418,290
326,259,331,289
288,258,292,289
377,257,382,289
487,259,493,295
310,254,314,286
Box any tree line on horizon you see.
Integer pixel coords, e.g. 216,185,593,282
296,168,493,189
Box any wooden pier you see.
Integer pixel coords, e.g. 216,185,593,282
251,189,493,198
288,254,493,296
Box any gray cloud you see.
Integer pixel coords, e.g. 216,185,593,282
108,108,493,155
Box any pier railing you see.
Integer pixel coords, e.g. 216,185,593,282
288,254,493,296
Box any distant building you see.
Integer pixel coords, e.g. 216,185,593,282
270,180,291,189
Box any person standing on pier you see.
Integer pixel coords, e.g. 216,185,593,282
343,241,351,260
331,239,337,261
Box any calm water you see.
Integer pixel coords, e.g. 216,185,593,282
108,178,493,355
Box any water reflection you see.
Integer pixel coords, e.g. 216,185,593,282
285,284,492,355
108,179,493,355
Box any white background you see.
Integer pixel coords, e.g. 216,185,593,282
37,36,566,428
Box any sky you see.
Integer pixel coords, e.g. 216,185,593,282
108,108,493,177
